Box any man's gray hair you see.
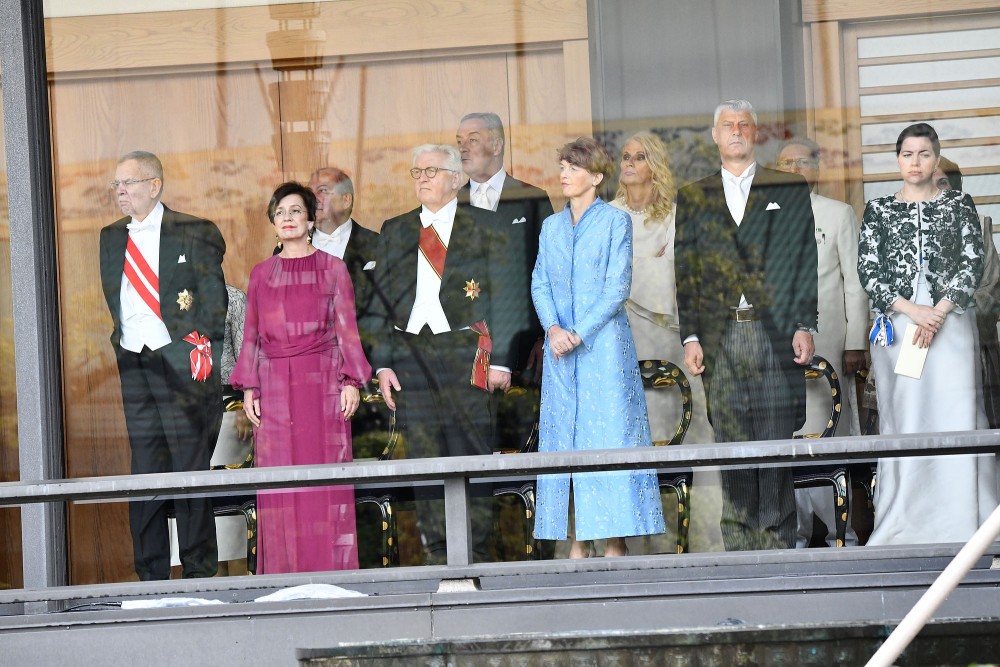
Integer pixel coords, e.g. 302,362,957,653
412,144,463,174
118,150,164,181
777,136,821,162
460,112,506,151
713,99,758,126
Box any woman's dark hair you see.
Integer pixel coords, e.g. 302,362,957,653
895,123,940,156
267,181,317,223
557,137,615,182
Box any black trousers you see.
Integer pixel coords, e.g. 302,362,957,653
116,343,222,579
707,319,797,551
392,328,495,562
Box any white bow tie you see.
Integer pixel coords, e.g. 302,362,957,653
126,220,154,232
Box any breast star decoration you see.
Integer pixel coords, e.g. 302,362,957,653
177,289,194,311
464,279,481,300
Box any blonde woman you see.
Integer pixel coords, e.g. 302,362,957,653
611,132,714,445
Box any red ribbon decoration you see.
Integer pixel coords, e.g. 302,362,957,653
182,331,213,382
418,224,448,279
469,320,492,391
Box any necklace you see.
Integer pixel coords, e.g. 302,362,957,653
896,187,941,203
620,200,648,216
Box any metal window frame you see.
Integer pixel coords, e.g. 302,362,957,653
0,0,66,595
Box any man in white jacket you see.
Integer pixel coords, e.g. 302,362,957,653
776,137,869,547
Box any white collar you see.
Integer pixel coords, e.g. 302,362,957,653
419,197,458,227
126,201,164,232
468,169,506,196
721,162,756,183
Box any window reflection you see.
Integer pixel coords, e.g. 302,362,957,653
31,1,1000,583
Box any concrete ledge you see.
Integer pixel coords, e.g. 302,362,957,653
296,621,1000,666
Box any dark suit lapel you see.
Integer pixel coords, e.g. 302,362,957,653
343,230,361,271
103,220,129,321
704,172,737,228
441,207,476,304
158,206,182,313
395,211,421,318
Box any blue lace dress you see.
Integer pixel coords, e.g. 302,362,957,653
531,198,665,541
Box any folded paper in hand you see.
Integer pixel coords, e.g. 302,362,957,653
894,323,928,379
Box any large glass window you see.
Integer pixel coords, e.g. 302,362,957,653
39,0,1000,583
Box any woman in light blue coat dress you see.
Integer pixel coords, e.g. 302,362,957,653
532,137,665,558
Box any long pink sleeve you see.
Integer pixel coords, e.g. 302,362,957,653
332,260,372,389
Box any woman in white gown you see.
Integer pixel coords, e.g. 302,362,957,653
610,132,714,446
858,122,998,545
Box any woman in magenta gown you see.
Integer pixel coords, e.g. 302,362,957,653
231,181,371,573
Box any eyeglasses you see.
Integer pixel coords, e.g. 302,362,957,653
110,177,156,189
776,158,817,169
274,206,307,218
409,167,455,179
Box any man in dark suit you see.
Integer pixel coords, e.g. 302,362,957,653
674,100,818,551
370,144,520,563
99,150,227,579
456,112,554,377
306,167,379,347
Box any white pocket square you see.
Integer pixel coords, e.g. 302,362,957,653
766,202,781,211
363,261,376,271
177,254,187,263
513,217,526,224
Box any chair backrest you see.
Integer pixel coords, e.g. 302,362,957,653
638,359,693,446
354,379,400,461
795,354,843,439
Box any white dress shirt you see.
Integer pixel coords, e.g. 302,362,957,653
468,169,507,212
721,162,756,225
312,219,353,259
120,201,172,352
722,162,756,309
405,198,457,335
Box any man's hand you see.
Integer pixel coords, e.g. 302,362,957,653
842,349,867,377
376,368,401,411
242,388,261,428
683,341,705,376
487,368,512,393
792,330,815,365
524,338,545,384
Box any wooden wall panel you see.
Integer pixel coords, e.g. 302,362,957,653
45,0,589,75
803,0,1000,22
52,69,281,584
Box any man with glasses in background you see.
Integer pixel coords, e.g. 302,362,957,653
368,144,522,564
99,150,227,580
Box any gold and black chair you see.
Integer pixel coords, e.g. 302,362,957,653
492,379,542,560
352,379,401,567
792,355,850,547
640,359,694,554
